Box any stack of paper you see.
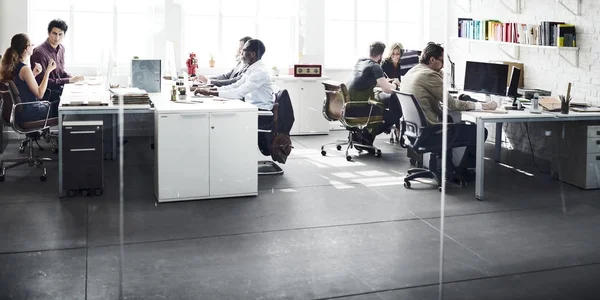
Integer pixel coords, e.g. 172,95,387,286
109,88,150,105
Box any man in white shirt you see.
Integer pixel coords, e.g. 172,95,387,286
194,39,273,111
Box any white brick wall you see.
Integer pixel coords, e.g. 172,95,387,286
449,0,600,159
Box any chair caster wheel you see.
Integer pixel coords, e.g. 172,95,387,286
0,175,4,182
19,148,25,153
346,156,352,162
321,150,326,156
150,143,155,150
460,181,467,187
81,189,89,197
104,153,113,160
39,175,47,182
67,190,76,197
95,188,103,196
53,148,59,154
438,187,443,192
409,159,416,166
336,145,342,151
404,181,411,188
389,138,394,143
374,150,382,158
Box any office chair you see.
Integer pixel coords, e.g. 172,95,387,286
320,80,384,161
395,92,469,191
258,89,294,175
0,81,58,182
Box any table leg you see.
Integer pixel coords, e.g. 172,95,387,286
495,122,503,162
58,111,64,197
475,119,485,200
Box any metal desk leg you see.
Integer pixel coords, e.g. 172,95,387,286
475,119,485,200
58,111,64,197
495,122,503,162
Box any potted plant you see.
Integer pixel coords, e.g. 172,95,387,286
209,53,215,68
271,66,280,77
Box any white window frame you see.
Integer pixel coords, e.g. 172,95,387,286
324,0,425,69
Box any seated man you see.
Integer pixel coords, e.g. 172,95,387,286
30,19,84,101
400,42,497,169
194,39,273,111
196,36,252,87
346,41,402,145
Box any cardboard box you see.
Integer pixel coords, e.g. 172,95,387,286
490,61,524,88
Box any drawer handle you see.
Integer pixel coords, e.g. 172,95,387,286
69,131,96,134
70,148,96,152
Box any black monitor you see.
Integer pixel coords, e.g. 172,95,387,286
507,66,522,106
463,61,509,96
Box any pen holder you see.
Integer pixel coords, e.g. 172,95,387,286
560,101,569,114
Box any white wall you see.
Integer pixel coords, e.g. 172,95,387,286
448,0,600,159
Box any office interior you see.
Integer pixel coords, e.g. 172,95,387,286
1,0,600,299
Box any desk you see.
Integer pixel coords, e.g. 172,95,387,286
58,84,152,197
460,109,600,200
58,83,258,201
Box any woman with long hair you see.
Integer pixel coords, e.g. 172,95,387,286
0,33,57,123
381,42,403,82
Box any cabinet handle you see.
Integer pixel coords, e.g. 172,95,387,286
69,131,96,134
597,140,600,145
70,148,96,152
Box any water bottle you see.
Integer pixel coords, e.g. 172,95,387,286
532,93,539,111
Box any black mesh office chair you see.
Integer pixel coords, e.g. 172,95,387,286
395,92,470,191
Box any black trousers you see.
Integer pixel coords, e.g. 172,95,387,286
373,91,402,136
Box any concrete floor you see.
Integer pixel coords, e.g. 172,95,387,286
1,131,600,300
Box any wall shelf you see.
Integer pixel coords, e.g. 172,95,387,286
557,0,581,16
451,37,580,67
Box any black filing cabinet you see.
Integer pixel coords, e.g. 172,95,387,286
62,119,104,196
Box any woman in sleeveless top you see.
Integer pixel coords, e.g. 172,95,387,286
0,33,58,123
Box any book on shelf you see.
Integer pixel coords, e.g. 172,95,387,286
457,18,576,47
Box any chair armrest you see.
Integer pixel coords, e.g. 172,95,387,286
341,101,380,129
10,101,52,134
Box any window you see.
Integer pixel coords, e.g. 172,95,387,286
324,0,424,69
28,0,163,67
183,0,298,69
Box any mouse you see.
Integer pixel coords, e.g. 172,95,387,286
458,94,472,101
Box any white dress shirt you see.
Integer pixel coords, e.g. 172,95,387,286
217,59,274,110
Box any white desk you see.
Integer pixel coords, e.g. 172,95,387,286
58,83,259,201
460,109,600,200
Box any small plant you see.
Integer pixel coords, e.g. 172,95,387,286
209,53,215,68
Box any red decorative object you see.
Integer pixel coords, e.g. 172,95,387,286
186,52,198,76
293,64,322,77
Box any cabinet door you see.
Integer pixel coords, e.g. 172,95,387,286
300,81,329,134
209,111,257,196
273,80,301,135
156,113,210,200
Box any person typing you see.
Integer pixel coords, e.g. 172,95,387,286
194,39,273,111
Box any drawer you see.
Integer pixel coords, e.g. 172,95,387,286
62,126,103,150
589,126,600,138
62,147,103,162
586,154,600,189
588,138,600,154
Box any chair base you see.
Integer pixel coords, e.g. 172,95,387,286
258,160,284,175
0,134,57,182
320,131,382,161
403,154,469,191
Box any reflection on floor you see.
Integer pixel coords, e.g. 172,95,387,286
1,131,599,299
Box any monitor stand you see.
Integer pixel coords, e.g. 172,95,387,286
506,95,524,111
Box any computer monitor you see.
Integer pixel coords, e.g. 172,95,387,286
507,66,522,106
463,61,509,96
